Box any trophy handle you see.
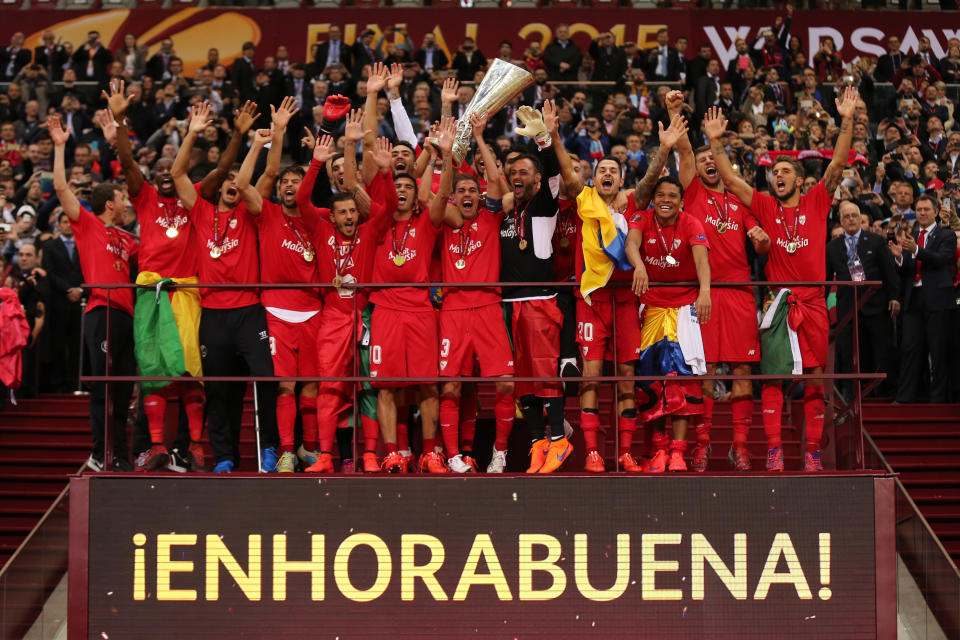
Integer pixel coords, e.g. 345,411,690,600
452,119,474,166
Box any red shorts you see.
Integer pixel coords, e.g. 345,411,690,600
439,304,514,377
510,298,563,398
576,297,642,363
700,286,761,363
266,311,322,377
315,307,362,418
369,306,438,387
796,297,829,369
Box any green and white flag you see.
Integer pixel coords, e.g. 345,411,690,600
759,288,802,376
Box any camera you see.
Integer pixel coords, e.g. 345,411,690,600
890,152,903,161
0,223,11,234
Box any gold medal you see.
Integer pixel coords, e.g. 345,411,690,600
114,259,124,272
303,249,315,263
394,254,405,267
518,238,528,251
716,221,727,234
455,258,466,270
665,255,678,266
333,275,343,288
166,226,179,239
210,246,222,260
559,236,570,248
786,241,797,254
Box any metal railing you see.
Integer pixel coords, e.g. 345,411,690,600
81,278,886,472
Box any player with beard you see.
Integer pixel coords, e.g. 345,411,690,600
543,99,658,473
704,86,859,471
500,106,571,474
368,118,451,473
667,90,770,472
103,79,209,472
431,113,515,473
626,171,711,473
299,110,397,473
172,101,280,474
236,97,321,473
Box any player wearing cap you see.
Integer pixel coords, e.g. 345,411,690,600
236,97,321,473
704,86,860,471
667,90,769,472
171,101,280,474
50,115,138,471
431,113,515,473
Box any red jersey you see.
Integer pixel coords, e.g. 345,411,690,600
552,198,579,282
441,209,503,310
628,209,709,307
575,193,637,302
191,199,260,309
370,211,441,311
684,179,758,282
751,181,831,302
71,207,139,315
130,183,197,278
256,200,321,312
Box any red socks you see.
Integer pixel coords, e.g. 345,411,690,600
701,395,714,432
803,385,825,452
761,384,783,449
460,391,477,453
493,392,514,451
439,396,460,458
360,414,380,453
385,441,398,454
396,406,410,452
423,437,437,455
580,410,600,451
670,439,688,453
617,413,636,457
731,395,753,446
182,389,205,442
695,424,710,447
144,393,166,445
276,394,297,452
652,431,670,453
300,396,318,451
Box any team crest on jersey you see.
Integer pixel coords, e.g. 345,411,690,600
730,203,738,211
647,238,657,244
229,218,238,229
672,238,681,249
798,215,806,225
409,227,417,238
440,360,447,370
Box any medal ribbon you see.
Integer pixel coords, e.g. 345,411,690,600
392,217,413,260
654,216,677,263
159,201,174,230
776,201,800,247
212,209,237,254
106,227,124,265
282,212,315,257
514,199,531,243
457,223,472,264
708,190,729,229
332,229,358,278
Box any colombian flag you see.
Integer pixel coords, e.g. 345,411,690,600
576,186,632,305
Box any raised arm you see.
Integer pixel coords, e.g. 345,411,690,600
342,108,372,214
634,113,688,209
171,101,213,210
49,116,80,221
665,89,696,188
440,77,458,119
298,134,335,218
702,106,754,208
236,128,272,216
256,96,299,200
823,86,859,194
102,80,145,197
542,99,582,196
430,116,457,228
362,63,389,184
433,141,457,228
470,111,501,201
200,100,259,202
387,63,418,148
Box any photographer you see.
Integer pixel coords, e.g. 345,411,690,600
13,241,48,398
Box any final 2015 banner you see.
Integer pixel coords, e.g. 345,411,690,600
0,8,956,79
69,474,895,639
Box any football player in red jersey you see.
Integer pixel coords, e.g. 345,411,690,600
432,112,515,473
666,90,770,472
236,97,326,474
626,173,712,473
704,85,860,472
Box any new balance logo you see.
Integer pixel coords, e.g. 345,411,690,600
748,349,756,355
258,331,269,341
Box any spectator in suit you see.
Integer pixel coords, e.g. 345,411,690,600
876,36,906,84
890,193,958,402
827,200,902,396
451,37,486,83
351,30,379,77
34,30,69,82
414,32,448,74
917,36,940,74
568,116,611,162
72,31,113,85
145,38,175,82
0,32,32,83
231,41,258,103
646,28,682,82
200,48,219,73
751,25,789,81
14,241,47,398
686,44,714,91
589,31,626,84
694,59,722,120
41,211,83,392
543,24,582,85
315,25,352,74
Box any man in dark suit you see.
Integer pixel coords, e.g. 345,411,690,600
917,36,940,74
71,30,113,85
694,59,722,120
145,38,175,81
876,35,906,84
42,211,84,392
351,30,379,77
826,201,902,396
231,41,258,103
542,24,582,85
646,28,682,82
314,24,352,75
0,32,32,82
414,32,448,74
589,31,626,83
34,30,69,82
890,193,958,403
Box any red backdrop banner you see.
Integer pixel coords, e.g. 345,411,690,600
2,8,957,77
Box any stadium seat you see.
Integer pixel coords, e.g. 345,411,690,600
508,0,539,6
311,0,343,6
101,0,137,7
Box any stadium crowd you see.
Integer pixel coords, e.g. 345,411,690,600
0,7,958,476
